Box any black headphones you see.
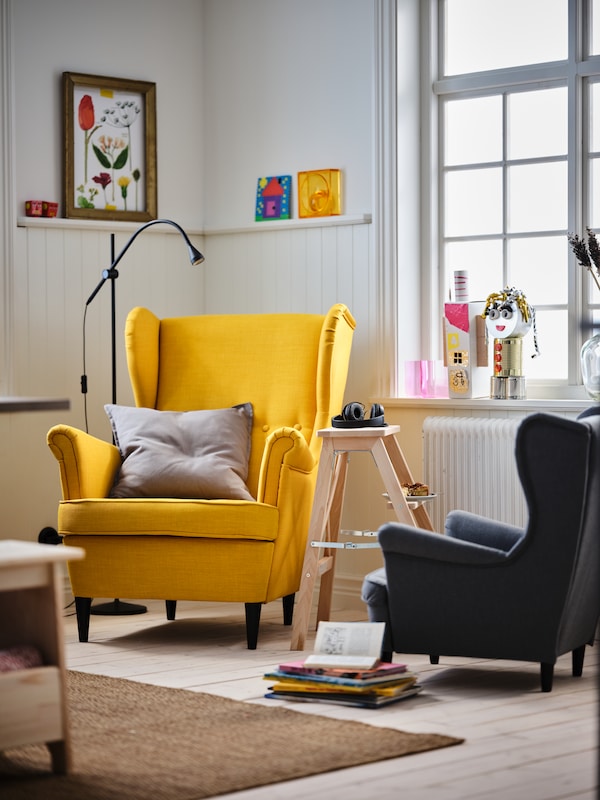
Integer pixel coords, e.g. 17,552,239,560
332,402,385,428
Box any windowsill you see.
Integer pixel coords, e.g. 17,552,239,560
380,380,594,414
381,396,591,413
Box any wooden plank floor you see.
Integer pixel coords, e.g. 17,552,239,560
63,598,599,800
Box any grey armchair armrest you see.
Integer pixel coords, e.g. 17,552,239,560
378,522,512,565
443,510,524,552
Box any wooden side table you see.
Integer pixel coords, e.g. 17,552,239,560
290,425,433,650
0,539,84,774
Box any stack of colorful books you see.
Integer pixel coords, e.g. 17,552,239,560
264,620,420,708
263,659,421,708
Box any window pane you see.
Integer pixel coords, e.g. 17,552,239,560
508,162,567,232
445,0,567,75
445,168,503,236
445,240,503,302
507,237,567,304
592,82,600,153
524,309,568,380
508,88,567,160
445,96,502,165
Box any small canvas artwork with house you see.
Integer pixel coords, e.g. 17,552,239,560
255,175,292,221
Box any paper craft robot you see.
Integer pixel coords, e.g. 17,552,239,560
482,286,539,399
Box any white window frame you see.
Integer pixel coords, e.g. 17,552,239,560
0,0,15,397
424,0,600,394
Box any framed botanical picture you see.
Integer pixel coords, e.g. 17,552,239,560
63,72,157,221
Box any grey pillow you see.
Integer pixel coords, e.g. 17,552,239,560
105,403,254,501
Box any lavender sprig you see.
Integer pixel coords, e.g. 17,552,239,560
568,233,592,267
568,230,600,293
586,227,600,273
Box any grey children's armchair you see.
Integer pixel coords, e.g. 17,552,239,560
361,411,600,692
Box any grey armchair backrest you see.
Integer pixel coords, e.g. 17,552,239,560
513,412,599,654
363,410,600,692
547,409,600,654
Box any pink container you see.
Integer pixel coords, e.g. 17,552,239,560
404,360,449,398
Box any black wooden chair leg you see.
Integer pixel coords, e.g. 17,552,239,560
381,651,393,663
540,662,554,692
572,644,586,677
75,597,92,642
282,593,295,625
166,600,177,620
245,602,262,649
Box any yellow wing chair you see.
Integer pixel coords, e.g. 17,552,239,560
47,304,355,648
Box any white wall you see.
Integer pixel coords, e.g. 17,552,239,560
3,0,210,545
13,0,205,230
202,0,372,229
2,0,385,558
12,0,374,230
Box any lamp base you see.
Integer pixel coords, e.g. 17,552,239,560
90,599,147,616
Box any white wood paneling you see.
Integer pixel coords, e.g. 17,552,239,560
5,219,375,540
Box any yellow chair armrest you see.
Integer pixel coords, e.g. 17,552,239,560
258,427,316,506
47,425,121,500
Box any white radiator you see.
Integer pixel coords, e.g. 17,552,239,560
423,416,527,532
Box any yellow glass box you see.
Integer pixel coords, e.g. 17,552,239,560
298,169,341,218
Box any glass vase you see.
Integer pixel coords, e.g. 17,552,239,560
580,333,600,401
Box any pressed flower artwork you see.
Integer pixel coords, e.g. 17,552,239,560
63,72,157,222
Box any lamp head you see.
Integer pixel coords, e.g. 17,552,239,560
188,244,205,266
85,218,205,307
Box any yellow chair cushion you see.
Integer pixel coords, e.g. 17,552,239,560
59,497,279,540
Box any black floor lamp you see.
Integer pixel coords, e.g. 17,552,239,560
83,218,205,616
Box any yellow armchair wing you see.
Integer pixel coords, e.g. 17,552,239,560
47,304,355,648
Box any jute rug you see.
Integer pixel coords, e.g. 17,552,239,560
0,670,463,799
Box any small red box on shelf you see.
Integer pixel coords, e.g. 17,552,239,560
42,201,58,218
25,200,43,217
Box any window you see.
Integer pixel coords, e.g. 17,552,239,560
432,0,600,385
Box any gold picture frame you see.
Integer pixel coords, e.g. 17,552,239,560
63,72,157,221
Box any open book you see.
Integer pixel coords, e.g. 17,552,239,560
303,621,385,670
